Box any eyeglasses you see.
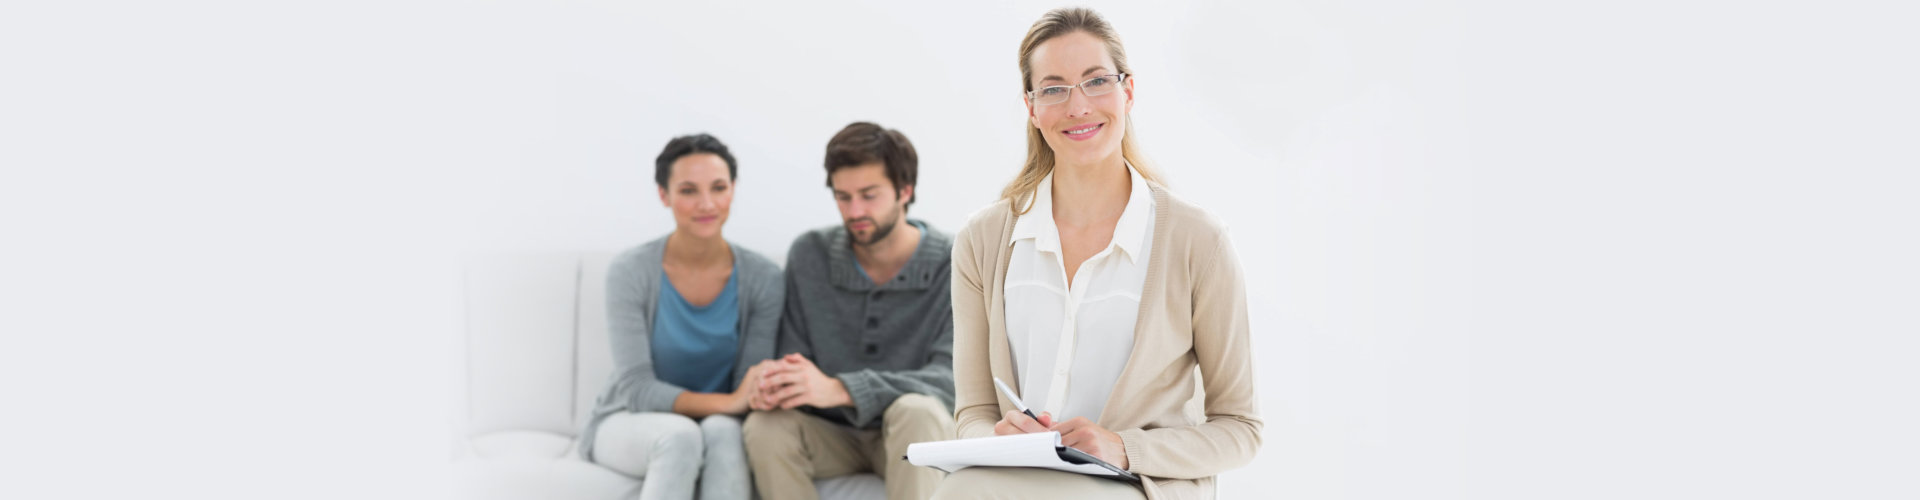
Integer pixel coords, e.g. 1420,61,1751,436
1027,74,1127,106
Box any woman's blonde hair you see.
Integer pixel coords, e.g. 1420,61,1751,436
1003,7,1162,215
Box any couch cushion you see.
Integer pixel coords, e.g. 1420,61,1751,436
452,456,639,500
574,252,616,430
469,430,574,459
464,254,581,438
815,474,886,500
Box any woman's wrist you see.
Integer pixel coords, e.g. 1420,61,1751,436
729,388,752,413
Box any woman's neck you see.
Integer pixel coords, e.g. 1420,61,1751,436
1050,155,1131,227
664,230,730,269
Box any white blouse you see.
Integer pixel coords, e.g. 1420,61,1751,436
1004,164,1155,423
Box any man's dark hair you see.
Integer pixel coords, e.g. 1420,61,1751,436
824,122,918,209
655,133,738,188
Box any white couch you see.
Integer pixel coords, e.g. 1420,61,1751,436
453,252,885,500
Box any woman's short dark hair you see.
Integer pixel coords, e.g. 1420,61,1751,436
655,133,738,188
823,122,919,209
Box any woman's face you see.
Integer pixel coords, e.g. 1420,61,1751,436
1026,30,1133,168
657,153,733,239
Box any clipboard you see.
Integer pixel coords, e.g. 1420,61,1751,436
904,431,1141,484
1055,443,1141,483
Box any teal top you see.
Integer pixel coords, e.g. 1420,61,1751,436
651,269,740,394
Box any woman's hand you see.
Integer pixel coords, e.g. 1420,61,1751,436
728,360,771,414
992,409,1055,435
1050,417,1129,470
747,359,790,411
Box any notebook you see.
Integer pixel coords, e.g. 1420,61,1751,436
904,431,1140,483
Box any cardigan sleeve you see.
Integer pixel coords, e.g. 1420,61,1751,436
601,253,688,414
1117,228,1264,479
950,215,1004,439
736,251,786,381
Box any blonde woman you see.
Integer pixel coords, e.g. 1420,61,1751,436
934,8,1262,499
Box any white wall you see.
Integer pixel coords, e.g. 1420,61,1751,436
455,3,1472,496
4,0,1915,499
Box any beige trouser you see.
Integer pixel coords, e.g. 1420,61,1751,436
742,393,954,500
929,467,1147,499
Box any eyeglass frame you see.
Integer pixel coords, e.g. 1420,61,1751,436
1026,73,1129,105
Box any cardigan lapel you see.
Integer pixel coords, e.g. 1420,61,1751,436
1095,183,1172,428
990,202,1022,399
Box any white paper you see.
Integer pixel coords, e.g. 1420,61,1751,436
904,431,1121,477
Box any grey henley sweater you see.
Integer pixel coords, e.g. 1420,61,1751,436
779,220,956,429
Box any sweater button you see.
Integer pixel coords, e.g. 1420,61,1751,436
865,344,879,355
866,317,878,329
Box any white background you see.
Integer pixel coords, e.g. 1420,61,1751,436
3,0,1916,498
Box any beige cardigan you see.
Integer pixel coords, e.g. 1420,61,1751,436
950,182,1263,499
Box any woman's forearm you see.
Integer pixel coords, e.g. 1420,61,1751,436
672,391,740,418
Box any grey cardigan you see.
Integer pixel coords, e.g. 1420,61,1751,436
579,235,785,460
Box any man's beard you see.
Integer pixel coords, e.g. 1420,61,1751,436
849,210,901,247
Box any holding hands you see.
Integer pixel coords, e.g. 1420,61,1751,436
750,353,852,411
725,360,769,414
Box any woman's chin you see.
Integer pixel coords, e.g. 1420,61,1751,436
1057,148,1120,167
678,224,725,239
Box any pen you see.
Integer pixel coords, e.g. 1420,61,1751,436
992,376,1041,422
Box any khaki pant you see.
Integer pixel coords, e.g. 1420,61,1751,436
929,467,1147,500
742,394,954,500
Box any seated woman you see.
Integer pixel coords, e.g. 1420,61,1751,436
935,7,1263,500
581,133,784,500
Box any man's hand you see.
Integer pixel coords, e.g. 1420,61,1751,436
756,353,852,410
1050,417,1129,470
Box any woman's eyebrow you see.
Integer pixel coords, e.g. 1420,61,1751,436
1039,66,1113,84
